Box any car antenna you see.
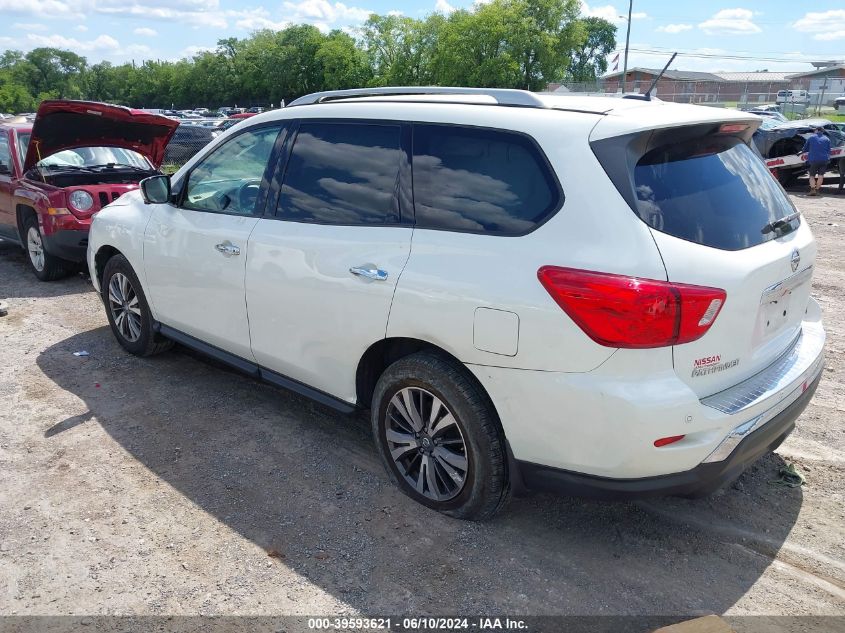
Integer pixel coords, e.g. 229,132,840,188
623,52,677,102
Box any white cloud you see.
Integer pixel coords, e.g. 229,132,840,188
97,5,228,28
814,30,845,41
179,45,214,58
133,27,157,36
656,23,692,34
25,33,120,51
235,9,289,30
698,8,760,35
75,24,88,31
0,0,86,19
281,0,372,24
793,10,845,40
124,43,152,55
387,9,403,16
0,0,374,33
435,0,454,13
13,22,49,31
579,2,647,25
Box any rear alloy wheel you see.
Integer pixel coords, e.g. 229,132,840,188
385,387,469,502
102,254,173,357
23,217,67,281
372,352,509,520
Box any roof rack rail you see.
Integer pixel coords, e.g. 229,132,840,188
287,86,548,108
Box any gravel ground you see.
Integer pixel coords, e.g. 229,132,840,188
0,188,843,626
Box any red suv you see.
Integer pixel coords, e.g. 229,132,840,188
0,100,177,280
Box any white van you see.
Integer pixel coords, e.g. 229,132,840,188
776,90,810,105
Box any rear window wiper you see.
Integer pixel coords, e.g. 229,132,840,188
761,210,801,235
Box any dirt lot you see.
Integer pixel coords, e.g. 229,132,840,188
0,187,844,627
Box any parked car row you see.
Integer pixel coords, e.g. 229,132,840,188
1,92,826,520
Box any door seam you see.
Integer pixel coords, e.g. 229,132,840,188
384,226,415,339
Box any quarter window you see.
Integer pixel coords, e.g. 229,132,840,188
277,122,402,225
412,124,560,235
183,126,281,216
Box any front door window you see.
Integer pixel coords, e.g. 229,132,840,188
183,126,281,216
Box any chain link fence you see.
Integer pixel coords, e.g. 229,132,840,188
161,120,236,173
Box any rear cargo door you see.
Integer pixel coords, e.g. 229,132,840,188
594,122,816,398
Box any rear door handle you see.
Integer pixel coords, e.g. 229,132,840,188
215,241,241,257
349,265,388,281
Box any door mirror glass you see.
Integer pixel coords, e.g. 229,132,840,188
140,175,171,204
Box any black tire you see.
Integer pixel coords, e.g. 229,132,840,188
371,352,509,520
22,216,68,281
777,168,799,189
101,254,173,356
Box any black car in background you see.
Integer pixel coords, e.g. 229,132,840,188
162,123,217,166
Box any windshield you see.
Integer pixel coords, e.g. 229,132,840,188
633,135,799,251
17,133,151,170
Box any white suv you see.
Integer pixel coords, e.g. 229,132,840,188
87,87,825,520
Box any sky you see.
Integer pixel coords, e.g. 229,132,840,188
0,0,843,74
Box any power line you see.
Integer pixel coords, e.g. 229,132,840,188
620,47,840,64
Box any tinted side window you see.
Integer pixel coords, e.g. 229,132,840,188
412,124,560,235
277,122,402,225
0,135,11,171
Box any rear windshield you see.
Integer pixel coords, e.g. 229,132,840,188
633,136,798,251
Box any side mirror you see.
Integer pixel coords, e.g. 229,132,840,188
140,175,171,204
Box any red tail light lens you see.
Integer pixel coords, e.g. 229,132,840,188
537,266,726,349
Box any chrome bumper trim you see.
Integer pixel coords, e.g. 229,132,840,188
700,321,825,464
701,320,825,416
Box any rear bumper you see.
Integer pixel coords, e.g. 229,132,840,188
514,371,820,499
469,300,825,493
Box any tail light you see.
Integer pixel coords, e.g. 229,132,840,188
537,266,726,349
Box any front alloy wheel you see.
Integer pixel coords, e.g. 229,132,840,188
23,216,67,281
101,254,173,357
386,387,469,502
107,272,142,342
27,226,45,272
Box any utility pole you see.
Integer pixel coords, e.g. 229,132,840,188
817,75,828,116
622,0,632,93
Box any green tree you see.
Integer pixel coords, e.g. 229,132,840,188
568,16,616,82
317,30,372,90
0,69,36,112
20,48,87,99
0,0,607,111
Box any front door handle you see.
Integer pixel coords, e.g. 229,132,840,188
215,241,241,257
349,265,388,281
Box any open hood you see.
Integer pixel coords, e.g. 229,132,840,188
24,100,179,172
